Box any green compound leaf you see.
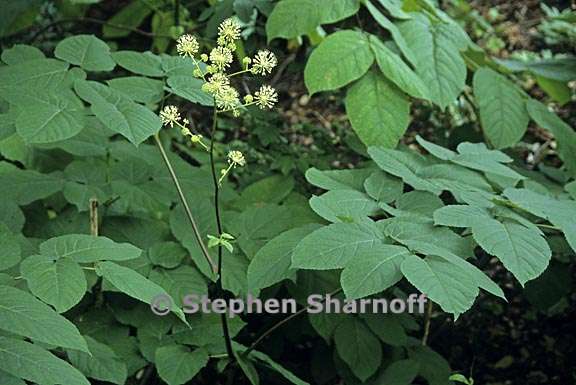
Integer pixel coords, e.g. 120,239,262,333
0,225,21,271
248,224,321,292
397,14,466,109
222,252,251,297
362,313,410,346
376,359,420,385
55,35,115,72
62,159,110,211
155,345,209,385
95,261,187,322
334,317,382,381
318,0,359,24
384,217,474,258
74,80,162,145
473,67,529,149
346,71,410,148
266,0,321,41
415,135,457,160
0,370,26,385
236,353,260,385
433,204,491,228
14,91,85,144
292,221,387,270
0,337,90,385
0,58,69,92
20,255,87,313
149,265,208,307
364,171,404,203
0,169,64,205
148,241,186,269
368,147,442,194
451,142,525,180
305,30,374,95
111,51,164,77
66,336,127,385
376,0,412,19
108,76,164,104
409,345,452,385
395,190,444,219
472,218,551,286
369,34,429,100
341,245,412,300
527,99,576,178
0,285,89,352
233,174,295,209
1,44,45,65
0,201,25,233
40,234,142,263
167,75,213,106
161,54,198,76
305,167,373,191
364,0,417,66
309,189,378,223
173,313,246,347
404,240,505,300
400,255,479,317
504,187,576,253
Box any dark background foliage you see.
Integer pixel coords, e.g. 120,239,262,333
0,1,575,385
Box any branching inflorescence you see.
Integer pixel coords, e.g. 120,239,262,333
159,18,278,183
156,18,280,364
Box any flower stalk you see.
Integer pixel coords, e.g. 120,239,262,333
157,16,281,368
208,107,235,362
153,134,217,274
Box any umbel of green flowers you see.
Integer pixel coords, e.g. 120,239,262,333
159,17,278,183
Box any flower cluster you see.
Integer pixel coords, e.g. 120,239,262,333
176,35,199,58
254,85,278,109
160,18,280,182
217,18,241,48
159,105,209,150
251,50,277,75
219,150,246,184
171,18,279,116
227,150,246,167
159,105,180,127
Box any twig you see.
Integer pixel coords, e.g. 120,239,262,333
89,198,99,236
154,134,217,273
422,301,433,346
270,53,297,87
208,108,235,363
27,17,172,43
243,288,343,357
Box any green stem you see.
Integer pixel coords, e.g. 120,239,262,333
228,69,251,77
154,134,217,274
422,301,433,346
536,223,562,231
208,108,235,363
218,102,256,114
218,164,234,185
